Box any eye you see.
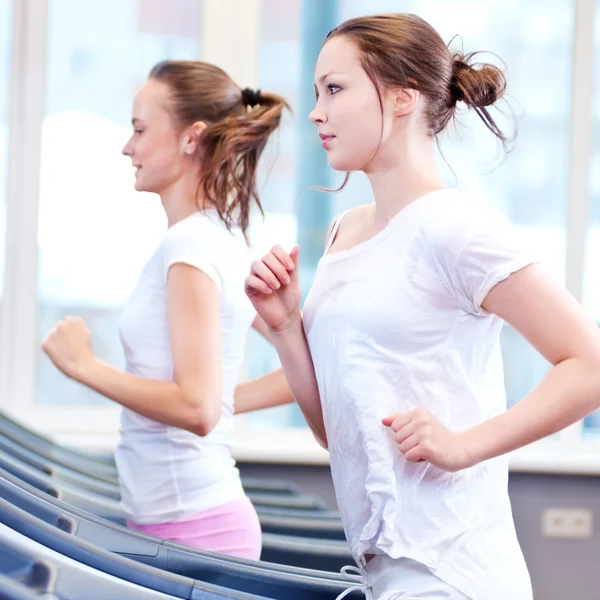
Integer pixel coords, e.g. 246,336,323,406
327,83,341,95
134,129,144,135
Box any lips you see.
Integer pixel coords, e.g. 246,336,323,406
319,133,335,149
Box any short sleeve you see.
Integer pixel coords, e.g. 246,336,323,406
161,222,222,291
434,208,538,315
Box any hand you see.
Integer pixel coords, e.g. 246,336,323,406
245,245,302,333
382,408,474,472
42,316,96,381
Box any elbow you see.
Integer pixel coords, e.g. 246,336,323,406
592,366,600,406
584,352,600,386
187,396,222,437
576,355,600,411
311,426,328,450
315,435,328,451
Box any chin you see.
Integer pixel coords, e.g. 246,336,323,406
327,153,364,172
134,179,155,194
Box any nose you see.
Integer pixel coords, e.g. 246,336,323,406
122,136,133,157
308,100,326,125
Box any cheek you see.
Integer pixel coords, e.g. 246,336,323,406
135,138,183,192
329,100,383,170
141,137,180,170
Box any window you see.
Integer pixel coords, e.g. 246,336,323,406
0,0,11,300
36,0,202,405
582,1,600,440
244,0,303,428
3,0,596,456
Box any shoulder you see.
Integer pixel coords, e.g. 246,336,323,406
344,203,373,227
161,213,243,287
409,189,535,289
416,190,537,311
163,212,222,247
162,212,250,259
418,189,512,255
325,204,372,245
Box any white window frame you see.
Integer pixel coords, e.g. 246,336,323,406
559,0,596,447
1,0,599,471
2,0,49,422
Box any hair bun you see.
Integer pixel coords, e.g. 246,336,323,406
449,52,505,109
449,59,470,103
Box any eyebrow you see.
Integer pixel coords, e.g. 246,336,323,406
315,71,343,84
131,117,143,125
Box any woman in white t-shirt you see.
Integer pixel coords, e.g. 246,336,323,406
41,60,294,559
245,14,600,600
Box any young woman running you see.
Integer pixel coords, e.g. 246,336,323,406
245,14,600,599
42,60,293,559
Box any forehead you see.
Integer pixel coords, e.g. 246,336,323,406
314,36,363,81
132,79,172,116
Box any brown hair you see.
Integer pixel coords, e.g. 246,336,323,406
149,60,290,240
326,14,511,147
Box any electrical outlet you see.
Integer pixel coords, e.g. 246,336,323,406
542,508,593,539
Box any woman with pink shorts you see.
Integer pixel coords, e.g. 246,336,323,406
42,60,294,559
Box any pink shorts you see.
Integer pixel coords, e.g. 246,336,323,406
127,496,262,560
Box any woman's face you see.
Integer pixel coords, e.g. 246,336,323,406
309,36,387,172
310,35,421,174
122,79,188,195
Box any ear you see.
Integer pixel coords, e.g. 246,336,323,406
392,87,420,118
182,120,208,155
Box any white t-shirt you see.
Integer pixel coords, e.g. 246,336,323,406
303,189,535,600
115,210,255,525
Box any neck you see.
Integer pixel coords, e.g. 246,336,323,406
364,135,445,227
159,172,210,228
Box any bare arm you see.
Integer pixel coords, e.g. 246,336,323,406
384,264,600,470
233,316,296,415
465,264,600,462
234,368,295,415
251,314,272,343
244,246,327,447
42,263,223,437
268,316,327,447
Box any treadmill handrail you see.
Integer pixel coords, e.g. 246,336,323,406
0,467,354,584
0,496,270,600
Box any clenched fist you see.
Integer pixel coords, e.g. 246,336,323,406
42,316,95,381
382,408,474,472
244,245,302,334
